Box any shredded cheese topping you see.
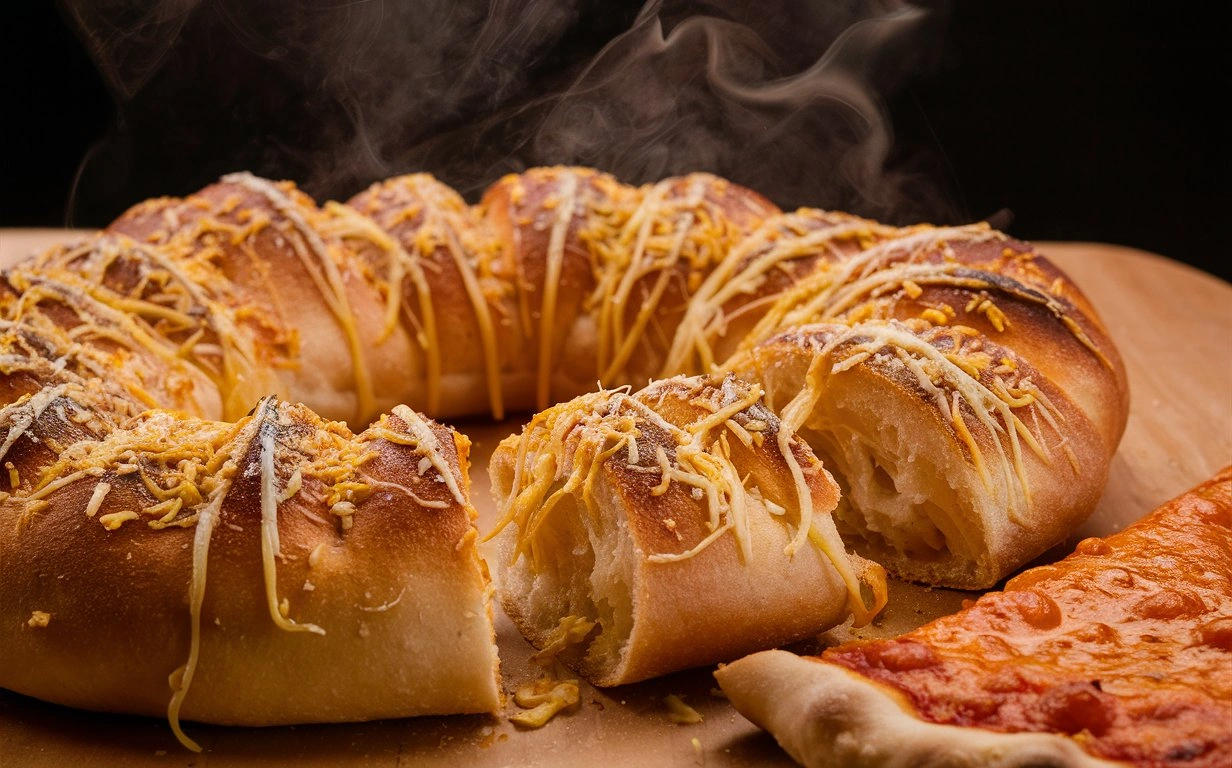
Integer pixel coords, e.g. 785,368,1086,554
536,171,579,409
486,374,884,624
256,402,325,637
664,694,704,724
509,677,580,729
0,166,1122,753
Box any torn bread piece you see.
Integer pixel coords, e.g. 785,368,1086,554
729,319,1117,590
486,373,886,687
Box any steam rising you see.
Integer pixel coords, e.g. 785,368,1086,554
62,0,955,225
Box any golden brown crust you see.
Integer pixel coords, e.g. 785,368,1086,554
0,400,501,737
1,166,1129,745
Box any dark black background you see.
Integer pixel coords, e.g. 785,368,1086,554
3,1,1227,281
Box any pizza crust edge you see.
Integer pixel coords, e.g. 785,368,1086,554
715,649,1123,768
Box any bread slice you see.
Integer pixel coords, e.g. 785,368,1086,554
486,373,885,686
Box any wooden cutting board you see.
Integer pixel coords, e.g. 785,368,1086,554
0,230,1229,767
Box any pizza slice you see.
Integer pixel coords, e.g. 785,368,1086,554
716,466,1232,768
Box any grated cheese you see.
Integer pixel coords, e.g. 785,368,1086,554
664,694,703,724
509,677,580,729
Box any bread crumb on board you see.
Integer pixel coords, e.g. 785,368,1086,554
509,677,580,728
665,694,704,724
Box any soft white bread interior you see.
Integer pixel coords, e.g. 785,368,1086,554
486,373,886,686
708,221,1129,589
729,320,1116,590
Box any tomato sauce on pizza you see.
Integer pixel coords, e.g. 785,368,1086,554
823,467,1232,767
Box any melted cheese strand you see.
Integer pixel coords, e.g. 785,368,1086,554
438,223,505,419
166,463,231,753
321,202,443,415
774,355,885,625
536,172,579,409
224,174,374,420
0,384,73,464
24,467,105,502
90,293,197,330
602,218,693,382
598,178,706,382
593,182,663,374
390,404,466,506
258,407,325,636
776,354,828,556
646,520,733,564
366,478,449,509
320,202,407,343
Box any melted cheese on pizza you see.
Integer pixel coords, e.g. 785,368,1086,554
823,467,1232,767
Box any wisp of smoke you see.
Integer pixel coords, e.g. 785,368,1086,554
60,0,956,226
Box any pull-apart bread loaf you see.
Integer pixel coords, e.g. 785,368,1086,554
0,177,503,750
2,166,1127,744
487,373,886,686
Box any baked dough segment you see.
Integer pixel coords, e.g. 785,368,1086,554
717,467,1232,768
1,245,223,420
109,173,416,425
672,218,1127,589
479,167,780,413
346,173,517,419
487,373,886,686
729,319,1114,589
0,398,501,744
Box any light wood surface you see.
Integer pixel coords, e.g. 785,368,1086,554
0,230,1229,767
